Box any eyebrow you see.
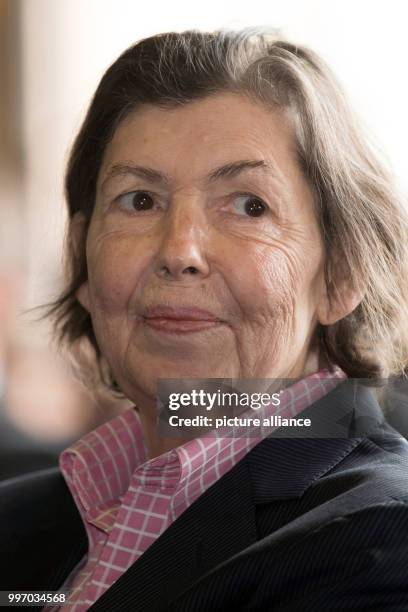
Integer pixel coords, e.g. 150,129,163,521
100,159,279,192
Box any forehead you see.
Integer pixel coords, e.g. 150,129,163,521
98,93,300,185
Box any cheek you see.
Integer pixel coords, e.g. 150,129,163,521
87,235,151,314
229,236,322,331
229,243,298,322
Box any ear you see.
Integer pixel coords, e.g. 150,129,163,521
316,269,364,326
70,212,91,313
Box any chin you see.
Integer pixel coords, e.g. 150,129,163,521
134,363,232,393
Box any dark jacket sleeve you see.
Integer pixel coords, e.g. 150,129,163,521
0,467,87,591
167,501,408,611
242,501,408,611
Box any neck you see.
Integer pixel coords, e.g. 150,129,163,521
133,347,327,460
137,404,194,460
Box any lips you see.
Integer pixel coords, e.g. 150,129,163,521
143,305,222,322
141,305,223,334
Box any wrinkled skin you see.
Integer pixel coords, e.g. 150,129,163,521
74,93,346,449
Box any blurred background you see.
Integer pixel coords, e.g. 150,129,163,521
1,0,407,478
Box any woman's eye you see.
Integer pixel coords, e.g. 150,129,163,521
233,195,267,218
118,191,155,211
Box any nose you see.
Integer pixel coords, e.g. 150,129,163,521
154,197,210,282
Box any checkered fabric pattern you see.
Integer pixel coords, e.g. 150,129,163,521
55,367,346,611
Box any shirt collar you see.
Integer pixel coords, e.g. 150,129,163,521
60,366,346,528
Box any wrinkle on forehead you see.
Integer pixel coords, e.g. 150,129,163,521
98,93,298,185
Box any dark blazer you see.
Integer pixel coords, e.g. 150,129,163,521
2,379,408,611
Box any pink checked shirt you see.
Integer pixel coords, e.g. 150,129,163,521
56,368,346,611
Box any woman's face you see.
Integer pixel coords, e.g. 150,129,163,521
76,93,331,405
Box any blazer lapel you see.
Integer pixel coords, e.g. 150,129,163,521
247,379,386,503
90,454,257,611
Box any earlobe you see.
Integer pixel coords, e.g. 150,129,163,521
76,281,91,313
317,279,363,326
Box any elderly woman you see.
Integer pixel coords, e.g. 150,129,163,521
2,29,408,611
